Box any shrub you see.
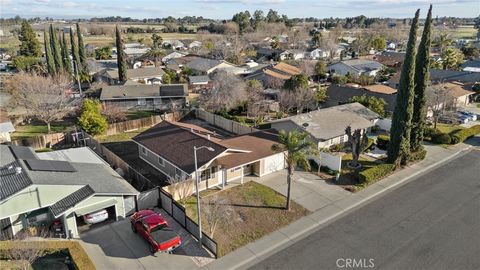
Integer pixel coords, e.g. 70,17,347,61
376,135,390,150
78,99,108,135
432,132,452,144
450,125,480,144
363,138,374,152
358,163,395,184
424,127,440,138
409,148,427,162
329,143,344,152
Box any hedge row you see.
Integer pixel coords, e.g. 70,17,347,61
0,240,95,270
409,148,427,162
450,125,480,144
358,163,395,184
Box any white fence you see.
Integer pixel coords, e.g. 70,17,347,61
319,152,342,172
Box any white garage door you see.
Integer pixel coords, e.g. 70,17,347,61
263,153,285,175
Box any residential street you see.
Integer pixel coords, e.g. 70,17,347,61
249,149,480,270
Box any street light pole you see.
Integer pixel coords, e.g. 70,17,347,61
193,145,214,246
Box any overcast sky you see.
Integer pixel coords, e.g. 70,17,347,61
0,0,477,19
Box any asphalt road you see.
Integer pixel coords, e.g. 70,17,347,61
250,149,480,270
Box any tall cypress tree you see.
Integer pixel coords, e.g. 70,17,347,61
410,5,433,151
44,29,56,74
70,27,81,75
61,31,72,74
387,9,420,166
76,23,87,73
19,20,41,57
115,25,127,83
49,24,63,71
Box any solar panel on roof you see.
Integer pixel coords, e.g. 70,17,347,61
24,159,76,172
9,146,37,160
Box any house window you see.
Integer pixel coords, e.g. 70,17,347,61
141,146,147,155
138,99,146,105
340,135,345,144
158,157,164,166
201,168,212,181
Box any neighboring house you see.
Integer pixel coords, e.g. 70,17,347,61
375,51,405,68
0,110,14,143
186,58,239,75
325,84,397,113
188,40,202,49
270,103,379,149
461,59,480,73
100,84,188,111
95,67,166,85
162,51,188,64
308,48,330,60
188,75,213,93
132,121,286,195
255,47,284,61
328,59,384,77
439,81,475,107
112,42,149,57
165,55,201,73
162,40,185,50
87,59,117,75
279,49,306,60
245,62,302,87
388,69,480,89
386,42,396,50
0,145,138,239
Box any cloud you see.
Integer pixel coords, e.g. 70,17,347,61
195,0,284,4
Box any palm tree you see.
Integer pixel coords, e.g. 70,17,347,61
271,130,317,210
142,48,165,67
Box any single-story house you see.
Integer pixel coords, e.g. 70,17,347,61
100,84,188,111
461,59,480,73
186,58,238,75
375,51,405,68
328,59,384,77
438,81,475,107
279,49,306,60
0,145,138,239
308,48,330,60
162,40,186,50
188,75,213,93
132,121,286,196
270,103,379,149
325,84,397,114
95,67,166,85
255,47,284,61
112,42,149,57
388,69,480,89
162,51,188,64
245,62,302,88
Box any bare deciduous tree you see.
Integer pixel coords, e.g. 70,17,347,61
278,90,296,114
199,71,247,113
426,83,453,129
101,104,127,123
293,87,316,114
7,72,79,132
265,76,285,89
4,228,49,270
202,195,234,238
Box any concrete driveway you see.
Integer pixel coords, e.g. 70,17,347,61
251,170,350,212
80,209,214,270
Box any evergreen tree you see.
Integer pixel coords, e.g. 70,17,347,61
44,29,56,74
49,24,63,71
115,25,127,83
76,23,87,73
69,27,81,75
387,9,420,166
61,31,72,74
19,20,41,57
411,5,433,151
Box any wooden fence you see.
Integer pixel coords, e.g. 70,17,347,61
105,113,177,135
10,132,72,150
195,109,258,135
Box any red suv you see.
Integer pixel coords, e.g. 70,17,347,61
130,210,182,254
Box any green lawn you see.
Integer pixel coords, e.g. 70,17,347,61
11,122,74,140
183,181,309,257
436,123,464,134
95,127,149,143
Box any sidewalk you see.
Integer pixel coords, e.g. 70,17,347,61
204,141,475,270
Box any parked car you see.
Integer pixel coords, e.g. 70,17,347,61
455,113,470,124
438,115,462,124
83,209,109,224
457,110,477,121
130,210,182,254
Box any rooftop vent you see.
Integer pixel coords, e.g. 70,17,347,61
15,167,22,174
302,123,309,129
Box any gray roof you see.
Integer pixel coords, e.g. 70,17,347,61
0,121,14,133
0,145,138,202
186,58,222,72
188,75,210,84
461,59,480,69
430,69,480,84
100,84,188,100
49,185,95,218
105,67,165,80
272,103,379,141
331,59,384,73
36,147,108,165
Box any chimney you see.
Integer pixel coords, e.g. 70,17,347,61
15,167,22,174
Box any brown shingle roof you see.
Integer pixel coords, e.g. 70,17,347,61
439,81,475,98
132,121,227,174
216,130,281,169
273,62,302,76
363,84,397,94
